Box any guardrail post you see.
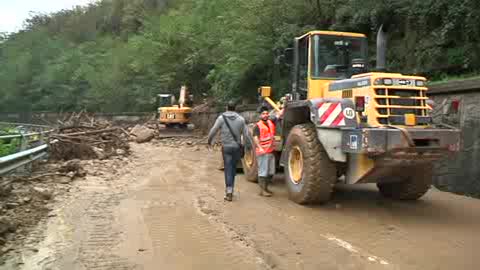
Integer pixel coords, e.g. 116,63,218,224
17,132,29,175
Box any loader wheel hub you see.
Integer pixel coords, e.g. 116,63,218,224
289,146,303,184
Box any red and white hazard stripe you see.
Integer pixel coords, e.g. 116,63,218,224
317,102,346,127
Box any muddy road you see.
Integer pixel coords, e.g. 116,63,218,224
4,142,478,270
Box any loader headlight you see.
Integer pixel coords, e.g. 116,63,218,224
383,78,393,85
415,80,425,87
374,78,393,86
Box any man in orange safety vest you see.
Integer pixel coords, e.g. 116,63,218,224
253,106,282,196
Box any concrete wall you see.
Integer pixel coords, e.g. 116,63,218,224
0,112,154,126
428,80,480,197
191,110,259,135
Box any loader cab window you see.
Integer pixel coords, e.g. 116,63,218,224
157,95,172,107
311,35,368,79
298,37,309,92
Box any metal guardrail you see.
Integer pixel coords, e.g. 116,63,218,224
0,122,54,176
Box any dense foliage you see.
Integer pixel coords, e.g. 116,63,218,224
0,139,19,158
0,127,20,157
1,0,479,112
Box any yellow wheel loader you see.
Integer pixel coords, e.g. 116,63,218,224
242,28,461,204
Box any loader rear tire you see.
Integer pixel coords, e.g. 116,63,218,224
377,166,433,200
241,124,258,182
242,145,258,182
284,124,336,204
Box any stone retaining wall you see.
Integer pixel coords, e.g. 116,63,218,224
428,79,480,197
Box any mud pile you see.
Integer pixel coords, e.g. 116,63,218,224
0,156,130,263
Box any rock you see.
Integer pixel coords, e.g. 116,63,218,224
134,128,155,143
0,184,12,197
92,147,105,159
387,225,397,232
1,247,13,255
130,124,155,143
116,149,126,156
60,159,81,173
129,124,143,135
77,168,87,177
5,203,19,209
22,197,31,203
7,223,16,233
32,187,52,200
59,176,72,184
67,171,76,179
0,217,13,235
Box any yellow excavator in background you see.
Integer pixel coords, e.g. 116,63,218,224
156,85,194,130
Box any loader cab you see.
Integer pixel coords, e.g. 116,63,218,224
289,31,368,100
157,94,173,108
156,94,174,119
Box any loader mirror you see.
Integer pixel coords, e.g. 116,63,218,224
284,48,293,67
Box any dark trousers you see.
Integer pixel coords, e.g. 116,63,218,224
222,146,241,194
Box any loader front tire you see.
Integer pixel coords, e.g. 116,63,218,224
284,124,336,204
377,166,433,200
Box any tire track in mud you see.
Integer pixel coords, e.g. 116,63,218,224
183,152,287,270
187,153,395,270
27,191,140,270
76,191,139,270
176,157,276,269
138,153,266,270
15,158,143,270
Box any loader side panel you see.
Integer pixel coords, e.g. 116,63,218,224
308,98,357,129
308,98,357,162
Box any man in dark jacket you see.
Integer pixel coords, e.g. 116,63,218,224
207,101,249,201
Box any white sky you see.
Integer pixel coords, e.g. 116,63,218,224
0,0,96,33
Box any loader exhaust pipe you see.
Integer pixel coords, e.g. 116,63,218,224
376,24,387,71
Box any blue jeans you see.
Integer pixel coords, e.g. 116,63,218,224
223,146,241,194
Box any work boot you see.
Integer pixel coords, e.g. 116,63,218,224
264,176,274,195
258,177,272,197
224,186,233,201
224,193,233,201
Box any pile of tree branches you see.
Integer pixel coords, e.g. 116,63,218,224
49,112,130,160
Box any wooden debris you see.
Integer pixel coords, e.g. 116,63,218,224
49,113,130,160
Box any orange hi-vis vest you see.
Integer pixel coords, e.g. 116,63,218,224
256,120,275,155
